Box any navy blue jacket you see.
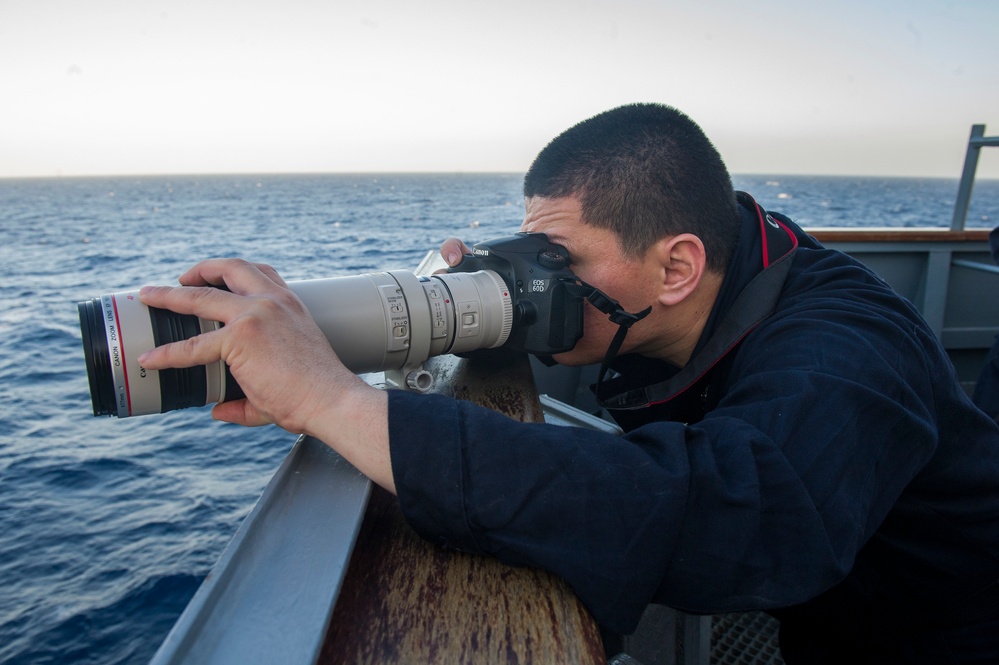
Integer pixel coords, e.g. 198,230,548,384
388,195,999,661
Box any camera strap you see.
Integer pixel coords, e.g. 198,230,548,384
560,278,653,402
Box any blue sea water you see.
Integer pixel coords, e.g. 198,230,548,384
0,173,996,664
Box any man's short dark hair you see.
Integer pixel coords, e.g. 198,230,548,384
523,103,740,273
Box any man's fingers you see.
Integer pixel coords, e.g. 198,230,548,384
253,262,288,287
137,326,223,370
211,399,273,427
177,258,289,290
138,284,240,322
440,238,472,267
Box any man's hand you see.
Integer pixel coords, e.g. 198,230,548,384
137,258,394,492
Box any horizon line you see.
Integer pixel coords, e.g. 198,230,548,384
2,170,996,182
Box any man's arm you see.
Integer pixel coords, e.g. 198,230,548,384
137,258,396,493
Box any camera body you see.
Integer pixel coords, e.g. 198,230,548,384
450,232,583,355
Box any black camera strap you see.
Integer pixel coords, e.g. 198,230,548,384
560,278,653,402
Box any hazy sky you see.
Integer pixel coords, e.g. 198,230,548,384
3,0,998,179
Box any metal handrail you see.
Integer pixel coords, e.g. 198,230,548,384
149,437,372,665
953,258,999,275
952,124,999,231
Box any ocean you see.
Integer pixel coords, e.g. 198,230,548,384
0,173,996,664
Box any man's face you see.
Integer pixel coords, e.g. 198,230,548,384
520,195,663,366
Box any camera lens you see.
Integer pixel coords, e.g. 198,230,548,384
78,269,512,418
287,270,512,374
77,292,233,418
78,298,116,416
148,308,216,413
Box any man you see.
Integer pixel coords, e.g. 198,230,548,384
138,104,999,663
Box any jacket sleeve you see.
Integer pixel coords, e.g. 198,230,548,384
388,288,942,634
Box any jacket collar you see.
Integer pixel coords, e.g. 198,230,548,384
597,192,799,410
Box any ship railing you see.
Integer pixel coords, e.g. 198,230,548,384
953,124,999,231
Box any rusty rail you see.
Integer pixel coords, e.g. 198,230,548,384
319,350,605,664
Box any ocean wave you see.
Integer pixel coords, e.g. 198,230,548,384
0,573,203,665
41,457,153,490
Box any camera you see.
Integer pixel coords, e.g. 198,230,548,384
78,232,584,418
448,232,582,355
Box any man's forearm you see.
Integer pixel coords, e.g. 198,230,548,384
308,380,395,494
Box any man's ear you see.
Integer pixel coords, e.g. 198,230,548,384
651,233,707,306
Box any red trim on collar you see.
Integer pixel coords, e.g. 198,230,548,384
750,196,799,268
